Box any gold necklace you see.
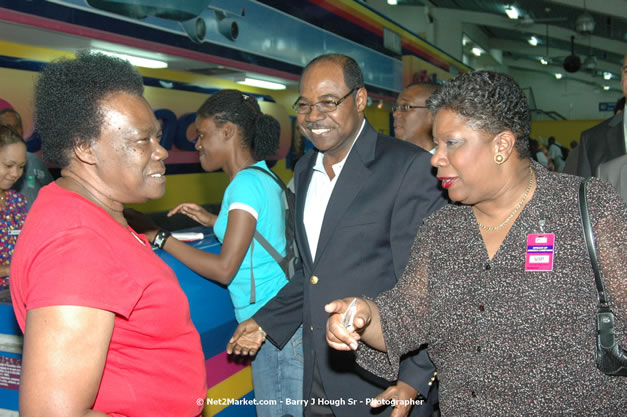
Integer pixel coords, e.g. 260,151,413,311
476,167,534,231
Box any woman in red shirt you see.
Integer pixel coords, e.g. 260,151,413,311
10,51,207,417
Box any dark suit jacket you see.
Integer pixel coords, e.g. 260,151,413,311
254,122,446,417
577,112,625,177
598,154,627,202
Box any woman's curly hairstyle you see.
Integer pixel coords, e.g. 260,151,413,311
34,50,144,168
427,71,530,158
197,89,280,160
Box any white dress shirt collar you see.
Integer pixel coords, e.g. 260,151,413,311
312,119,365,177
303,119,366,261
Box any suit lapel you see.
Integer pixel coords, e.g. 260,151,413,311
295,151,316,269
312,123,376,267
607,113,626,155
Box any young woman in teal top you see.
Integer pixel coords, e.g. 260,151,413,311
149,89,304,417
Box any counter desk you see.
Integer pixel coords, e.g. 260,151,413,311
0,227,256,417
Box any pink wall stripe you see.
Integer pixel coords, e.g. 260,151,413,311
204,351,252,389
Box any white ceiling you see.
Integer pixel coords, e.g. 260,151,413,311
1,0,624,94
368,0,626,91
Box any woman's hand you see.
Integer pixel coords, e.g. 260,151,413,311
168,203,217,227
325,297,372,351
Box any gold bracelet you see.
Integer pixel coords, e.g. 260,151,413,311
258,326,267,342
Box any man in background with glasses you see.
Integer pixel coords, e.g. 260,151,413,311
392,82,438,154
228,54,445,417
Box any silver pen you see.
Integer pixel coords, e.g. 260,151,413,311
342,298,358,330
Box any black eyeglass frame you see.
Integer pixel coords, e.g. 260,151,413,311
392,104,429,113
292,88,357,114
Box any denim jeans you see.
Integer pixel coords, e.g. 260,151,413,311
252,325,304,417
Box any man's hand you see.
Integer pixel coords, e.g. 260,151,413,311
226,318,265,356
371,380,419,417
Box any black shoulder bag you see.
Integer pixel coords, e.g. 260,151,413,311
579,178,627,376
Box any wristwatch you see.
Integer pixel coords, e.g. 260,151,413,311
152,229,172,249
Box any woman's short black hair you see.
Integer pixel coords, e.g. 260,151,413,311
34,50,144,168
0,125,25,149
197,90,280,160
427,71,531,158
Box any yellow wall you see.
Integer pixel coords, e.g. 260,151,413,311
530,119,604,148
0,66,41,137
3,46,607,214
0,41,300,213
126,163,295,213
365,107,392,136
0,40,446,214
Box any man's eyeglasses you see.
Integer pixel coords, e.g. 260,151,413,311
292,88,357,114
392,104,429,112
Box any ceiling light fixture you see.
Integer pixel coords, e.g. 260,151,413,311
554,73,563,79
93,50,167,69
505,6,519,20
387,0,398,5
583,55,597,71
540,57,548,65
603,85,610,91
471,47,483,56
528,36,538,46
237,78,286,90
603,72,612,80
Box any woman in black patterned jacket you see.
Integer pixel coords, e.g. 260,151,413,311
325,71,626,416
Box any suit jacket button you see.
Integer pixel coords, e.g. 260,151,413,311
310,275,319,284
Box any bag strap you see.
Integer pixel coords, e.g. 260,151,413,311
244,166,290,302
246,165,291,196
249,239,256,303
578,178,608,307
245,166,290,272
254,230,289,276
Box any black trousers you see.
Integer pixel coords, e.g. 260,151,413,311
304,354,335,417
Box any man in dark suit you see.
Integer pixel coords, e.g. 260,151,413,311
577,54,626,177
392,82,438,153
228,54,446,417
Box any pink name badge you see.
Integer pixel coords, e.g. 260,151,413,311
525,233,555,271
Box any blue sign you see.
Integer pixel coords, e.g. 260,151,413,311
599,102,617,112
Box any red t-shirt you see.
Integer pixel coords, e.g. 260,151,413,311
11,183,207,416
